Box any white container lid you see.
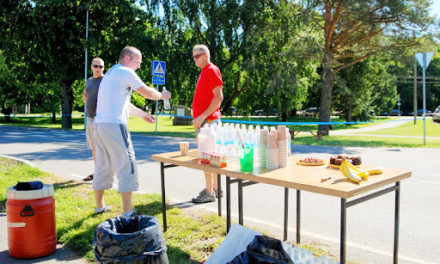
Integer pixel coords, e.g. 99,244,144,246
7,184,54,200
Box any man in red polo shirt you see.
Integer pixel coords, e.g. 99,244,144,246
191,44,224,203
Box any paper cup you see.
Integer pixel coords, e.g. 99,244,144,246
179,142,190,156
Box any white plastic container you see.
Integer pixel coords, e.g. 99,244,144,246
162,87,171,110
198,127,216,158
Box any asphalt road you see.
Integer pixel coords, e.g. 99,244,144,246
1,124,439,264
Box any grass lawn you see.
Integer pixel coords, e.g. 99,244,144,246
0,157,223,263
352,118,440,137
0,158,329,263
2,113,439,148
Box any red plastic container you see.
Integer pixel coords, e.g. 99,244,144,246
6,184,56,259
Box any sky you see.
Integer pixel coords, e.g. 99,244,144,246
430,1,440,18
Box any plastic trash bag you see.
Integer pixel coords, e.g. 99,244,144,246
228,235,293,264
15,181,43,190
93,215,168,264
206,224,262,264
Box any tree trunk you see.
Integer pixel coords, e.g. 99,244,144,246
52,111,56,123
2,106,12,122
318,50,335,136
344,109,352,122
220,71,243,114
60,82,73,129
281,112,287,122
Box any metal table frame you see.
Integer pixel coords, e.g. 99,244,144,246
233,179,401,264
153,151,410,264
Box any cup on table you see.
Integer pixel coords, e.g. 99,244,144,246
239,146,253,172
179,141,189,156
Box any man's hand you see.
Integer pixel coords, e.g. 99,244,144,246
141,112,156,123
193,115,205,128
129,103,155,123
161,89,171,100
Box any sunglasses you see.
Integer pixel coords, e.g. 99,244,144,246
92,65,104,69
193,53,205,59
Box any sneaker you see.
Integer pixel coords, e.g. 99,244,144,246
213,189,223,198
94,205,111,215
192,189,216,204
122,208,139,218
83,174,93,181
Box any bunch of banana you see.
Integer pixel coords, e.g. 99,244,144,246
340,159,383,184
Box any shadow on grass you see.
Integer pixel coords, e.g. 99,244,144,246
58,199,201,263
53,180,85,191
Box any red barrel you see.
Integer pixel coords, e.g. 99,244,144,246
6,184,56,258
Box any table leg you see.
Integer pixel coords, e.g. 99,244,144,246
284,188,289,241
160,162,167,232
238,179,243,225
217,174,222,216
394,182,400,264
341,198,347,264
226,176,231,232
296,190,301,243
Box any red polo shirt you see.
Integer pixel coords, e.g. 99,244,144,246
192,63,223,120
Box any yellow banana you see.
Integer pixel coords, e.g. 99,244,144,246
366,167,383,175
340,159,362,184
345,160,370,181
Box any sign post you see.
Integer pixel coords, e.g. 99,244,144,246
152,60,166,134
415,52,434,145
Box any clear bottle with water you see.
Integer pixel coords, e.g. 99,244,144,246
162,87,171,110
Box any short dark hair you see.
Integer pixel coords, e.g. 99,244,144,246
119,46,141,62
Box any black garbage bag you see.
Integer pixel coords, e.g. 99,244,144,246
93,215,169,264
228,235,293,264
15,181,43,190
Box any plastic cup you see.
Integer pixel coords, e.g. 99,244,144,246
239,146,253,172
179,142,189,156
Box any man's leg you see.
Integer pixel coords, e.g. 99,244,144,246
95,190,105,209
92,148,96,164
205,172,214,194
121,192,133,214
205,172,218,193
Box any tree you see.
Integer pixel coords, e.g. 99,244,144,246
333,55,398,121
149,0,321,119
305,0,435,135
1,0,158,128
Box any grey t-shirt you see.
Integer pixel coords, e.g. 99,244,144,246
85,76,103,118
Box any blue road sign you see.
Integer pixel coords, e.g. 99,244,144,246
152,61,166,76
152,76,165,85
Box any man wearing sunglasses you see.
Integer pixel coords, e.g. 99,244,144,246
83,57,105,182
93,46,171,217
191,44,224,203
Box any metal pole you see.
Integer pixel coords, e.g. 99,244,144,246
413,56,417,124
155,84,159,134
283,188,289,241
394,182,401,264
341,198,347,264
160,162,167,232
83,8,89,129
422,53,426,145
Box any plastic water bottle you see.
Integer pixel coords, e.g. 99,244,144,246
162,87,171,110
198,127,215,158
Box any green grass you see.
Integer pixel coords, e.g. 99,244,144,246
352,118,440,137
289,118,440,148
2,113,439,148
0,157,223,263
1,158,333,263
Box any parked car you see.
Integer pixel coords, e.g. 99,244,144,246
390,109,402,116
433,106,440,122
254,109,266,116
409,109,432,116
304,107,318,117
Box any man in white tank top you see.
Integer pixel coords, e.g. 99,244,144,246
92,46,171,217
